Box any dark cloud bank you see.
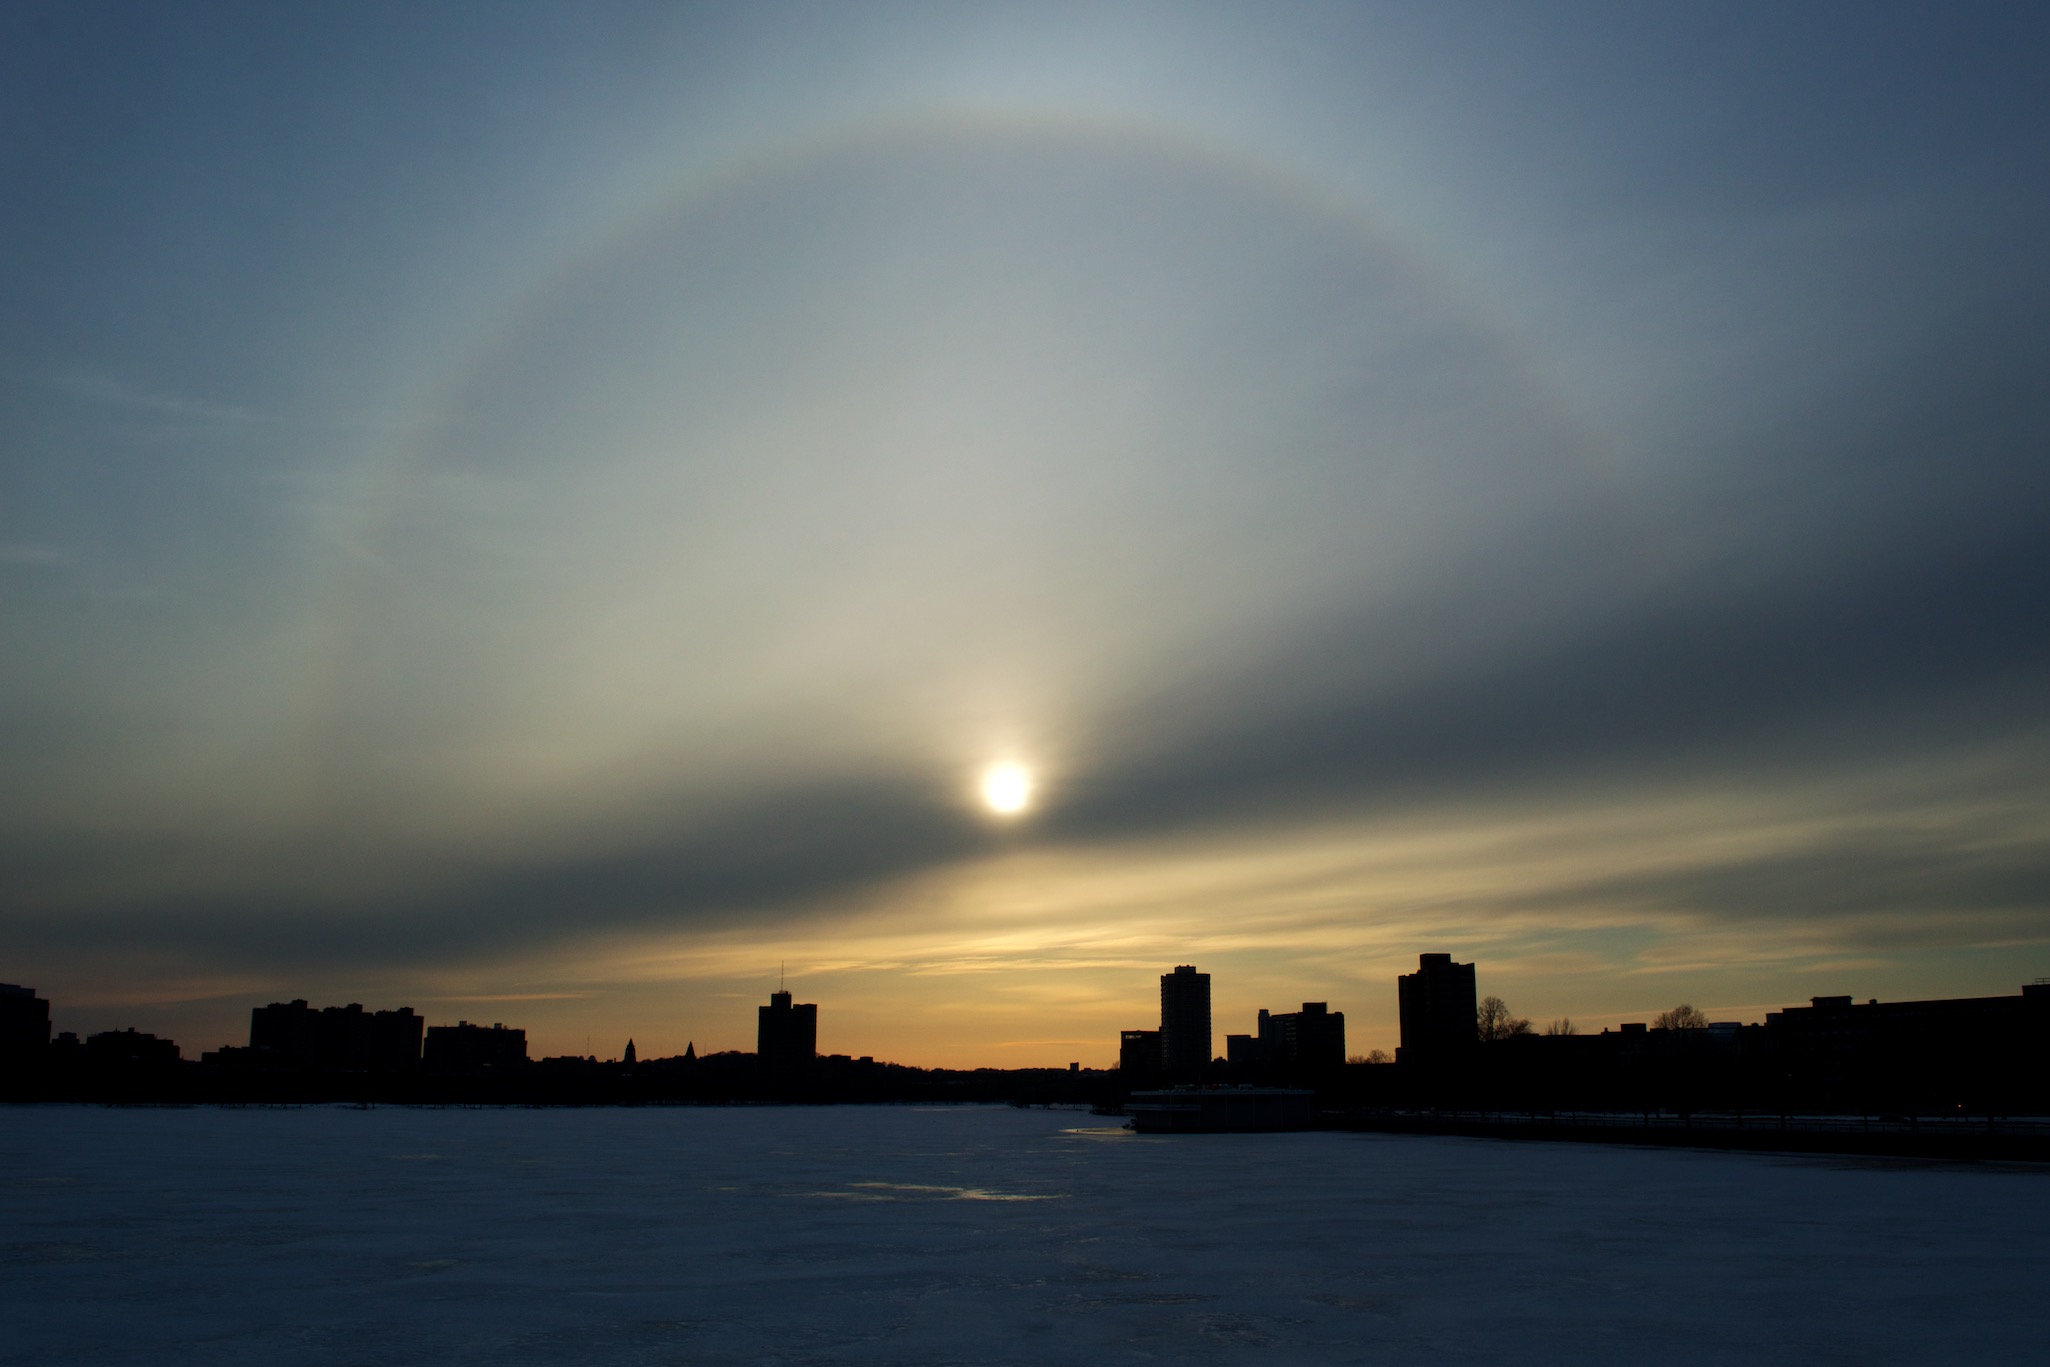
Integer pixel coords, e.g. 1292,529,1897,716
14,426,2048,976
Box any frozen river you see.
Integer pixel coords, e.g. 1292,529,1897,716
2,1104,2043,1364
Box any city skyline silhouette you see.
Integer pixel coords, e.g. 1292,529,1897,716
11,953,2046,1151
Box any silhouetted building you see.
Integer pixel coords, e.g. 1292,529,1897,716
1763,984,2050,1110
1259,1002,1347,1076
0,984,51,1065
1765,990,2050,1041
622,1039,637,1065
1120,1028,1163,1082
1160,965,1211,1080
1225,1032,1258,1071
47,1031,82,1067
423,1021,527,1071
1223,1002,1348,1080
249,999,423,1071
84,1028,180,1069
757,990,817,1076
1398,953,1477,1065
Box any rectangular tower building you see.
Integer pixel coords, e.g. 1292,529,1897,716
1159,965,1212,1081
1397,953,1477,1065
1119,1028,1163,1083
757,989,818,1077
0,983,51,1062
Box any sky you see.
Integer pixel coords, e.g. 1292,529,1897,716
4,1,2048,1065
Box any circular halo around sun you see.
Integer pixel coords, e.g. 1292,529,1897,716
979,762,1033,817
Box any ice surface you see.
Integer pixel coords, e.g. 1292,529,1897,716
1,1104,2043,1364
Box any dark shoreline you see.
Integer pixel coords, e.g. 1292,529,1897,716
1323,1108,2050,1163
10,1093,2049,1164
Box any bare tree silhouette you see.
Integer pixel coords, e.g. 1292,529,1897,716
1478,995,1532,1041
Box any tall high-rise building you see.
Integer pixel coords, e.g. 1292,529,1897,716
1159,965,1212,1080
757,989,817,1076
1397,953,1477,1064
0,984,51,1065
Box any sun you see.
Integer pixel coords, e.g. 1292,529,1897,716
979,762,1033,816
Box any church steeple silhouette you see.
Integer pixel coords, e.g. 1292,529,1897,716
623,1038,637,1065
683,1040,696,1062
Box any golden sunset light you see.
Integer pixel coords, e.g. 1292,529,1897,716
978,762,1034,817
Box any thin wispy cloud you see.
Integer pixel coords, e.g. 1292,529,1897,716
42,371,264,425
0,543,72,568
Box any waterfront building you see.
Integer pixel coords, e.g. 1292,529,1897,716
1397,953,1477,1065
1160,965,1212,1080
0,984,51,1065
249,999,423,1071
1225,1032,1258,1072
84,1028,181,1069
1259,1002,1347,1076
1120,1027,1163,1082
757,990,817,1076
1762,983,2050,1110
423,1021,527,1071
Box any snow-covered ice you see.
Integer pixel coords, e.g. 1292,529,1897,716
1,1104,2043,1364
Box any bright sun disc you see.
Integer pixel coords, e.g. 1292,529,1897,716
980,763,1032,816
